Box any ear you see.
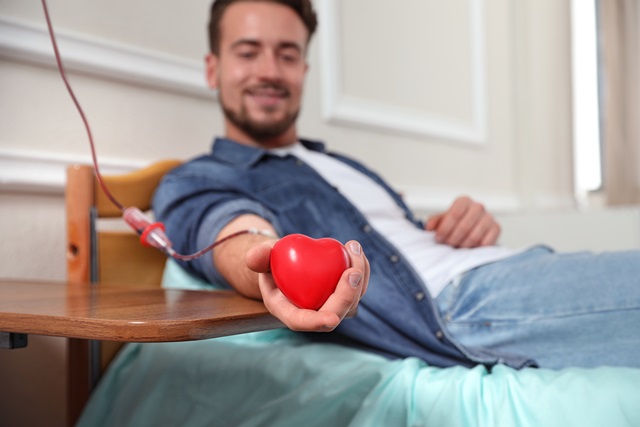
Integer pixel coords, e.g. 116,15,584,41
205,53,219,90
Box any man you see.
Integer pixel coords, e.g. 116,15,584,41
154,0,640,369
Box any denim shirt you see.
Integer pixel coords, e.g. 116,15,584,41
153,137,530,368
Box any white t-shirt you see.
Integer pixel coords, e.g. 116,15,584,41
270,143,520,297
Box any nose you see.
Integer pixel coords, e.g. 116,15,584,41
255,51,282,81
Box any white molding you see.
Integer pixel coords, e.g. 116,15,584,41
0,148,143,194
0,17,214,99
0,148,580,214
317,0,487,145
0,148,522,212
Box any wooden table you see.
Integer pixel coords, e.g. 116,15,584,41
0,279,283,346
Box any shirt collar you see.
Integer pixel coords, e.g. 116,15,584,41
210,137,327,169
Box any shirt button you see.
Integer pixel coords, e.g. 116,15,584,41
389,255,399,263
362,224,372,233
415,291,425,301
296,159,304,166
436,330,444,340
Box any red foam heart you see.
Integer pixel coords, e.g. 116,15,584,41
270,234,349,310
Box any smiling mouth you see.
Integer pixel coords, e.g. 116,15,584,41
246,85,289,103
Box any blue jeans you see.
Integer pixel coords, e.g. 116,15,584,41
436,247,640,369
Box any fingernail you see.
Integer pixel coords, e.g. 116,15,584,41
348,241,361,255
349,272,362,287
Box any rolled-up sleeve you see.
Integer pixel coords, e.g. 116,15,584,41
153,169,280,288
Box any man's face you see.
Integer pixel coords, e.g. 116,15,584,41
206,2,309,146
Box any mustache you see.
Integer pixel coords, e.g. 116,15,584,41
245,83,290,97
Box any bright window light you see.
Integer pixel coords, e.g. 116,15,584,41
571,0,603,203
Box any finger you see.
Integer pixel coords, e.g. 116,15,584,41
432,197,472,243
480,222,501,246
317,267,364,330
425,213,443,231
361,247,371,297
315,241,366,326
458,213,494,248
449,203,487,247
432,213,456,243
440,199,482,246
346,240,369,297
258,272,339,331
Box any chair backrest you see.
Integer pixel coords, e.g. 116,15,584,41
65,159,182,426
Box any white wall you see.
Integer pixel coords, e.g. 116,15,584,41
0,0,577,210
1,1,638,426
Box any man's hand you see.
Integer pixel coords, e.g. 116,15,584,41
246,239,369,332
426,196,501,248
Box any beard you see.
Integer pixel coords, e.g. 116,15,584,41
220,84,300,143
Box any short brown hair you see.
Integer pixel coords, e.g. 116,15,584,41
208,0,318,54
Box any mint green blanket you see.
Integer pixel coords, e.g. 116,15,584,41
77,261,640,427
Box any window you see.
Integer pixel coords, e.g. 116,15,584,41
571,0,602,204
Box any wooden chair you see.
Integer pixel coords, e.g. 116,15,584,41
64,161,282,425
65,160,176,424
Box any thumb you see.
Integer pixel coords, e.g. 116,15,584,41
425,213,442,231
245,240,276,273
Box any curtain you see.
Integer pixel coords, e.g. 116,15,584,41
599,0,640,205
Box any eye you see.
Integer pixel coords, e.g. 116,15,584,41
237,49,258,60
279,50,301,63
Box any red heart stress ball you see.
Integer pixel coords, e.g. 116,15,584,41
270,234,350,310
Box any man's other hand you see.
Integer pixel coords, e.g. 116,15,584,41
426,196,501,248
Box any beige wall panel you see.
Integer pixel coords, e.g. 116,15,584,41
340,0,474,121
